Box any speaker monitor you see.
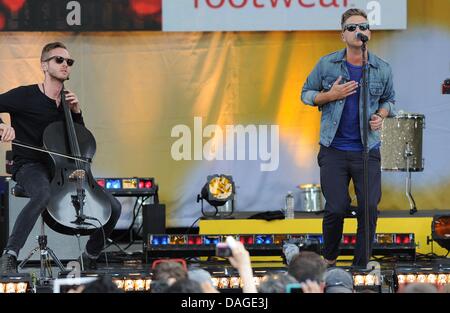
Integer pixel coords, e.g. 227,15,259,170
142,204,166,237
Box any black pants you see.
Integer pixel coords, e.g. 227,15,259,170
318,145,381,267
5,162,122,257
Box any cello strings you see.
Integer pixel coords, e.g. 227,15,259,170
62,86,86,224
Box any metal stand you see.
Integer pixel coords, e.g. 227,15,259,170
404,143,417,215
76,233,84,271
361,41,371,267
18,217,66,283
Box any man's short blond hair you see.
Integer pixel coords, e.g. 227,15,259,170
41,42,67,62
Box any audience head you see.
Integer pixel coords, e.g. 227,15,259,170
258,272,299,293
324,268,354,293
287,251,327,285
152,260,188,286
188,268,219,293
81,275,123,293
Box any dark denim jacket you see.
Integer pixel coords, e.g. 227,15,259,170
301,49,396,149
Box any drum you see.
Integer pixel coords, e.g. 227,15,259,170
381,114,425,172
298,184,323,212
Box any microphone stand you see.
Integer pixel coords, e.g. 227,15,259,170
360,40,371,268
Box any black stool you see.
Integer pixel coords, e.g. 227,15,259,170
12,184,66,283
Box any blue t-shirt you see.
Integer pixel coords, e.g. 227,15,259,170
331,61,363,151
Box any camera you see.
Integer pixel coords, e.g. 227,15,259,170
282,237,322,265
286,283,304,293
215,242,232,257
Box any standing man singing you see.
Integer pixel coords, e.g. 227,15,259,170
301,9,396,267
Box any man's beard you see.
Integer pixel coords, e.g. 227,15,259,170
49,70,69,82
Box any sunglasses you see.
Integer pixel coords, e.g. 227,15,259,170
343,23,370,32
44,55,75,67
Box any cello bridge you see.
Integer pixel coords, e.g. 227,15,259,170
69,170,86,181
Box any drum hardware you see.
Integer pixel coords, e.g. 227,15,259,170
404,143,417,215
381,114,425,215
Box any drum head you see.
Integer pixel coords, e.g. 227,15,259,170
381,115,425,172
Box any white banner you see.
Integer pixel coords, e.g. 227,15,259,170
163,0,407,32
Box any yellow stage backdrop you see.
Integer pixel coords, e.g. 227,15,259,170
0,0,449,227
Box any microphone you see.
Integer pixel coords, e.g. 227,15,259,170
356,32,369,43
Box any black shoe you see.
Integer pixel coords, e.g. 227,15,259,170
78,253,98,271
0,254,18,274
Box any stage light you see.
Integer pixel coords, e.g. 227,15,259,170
343,235,356,245
145,279,152,291
56,272,152,293
394,234,413,244
106,178,121,189
0,282,28,293
255,235,273,245
395,268,450,292
417,274,427,283
134,279,146,291
438,274,448,285
204,235,220,245
97,177,157,196
111,275,152,292
198,174,235,218
122,178,138,189
376,234,394,244
406,274,416,284
432,215,450,251
397,275,406,285
124,279,135,292
169,235,187,245
352,272,382,293
426,274,437,284
96,178,105,188
210,275,265,289
218,277,230,288
230,277,241,288
188,235,203,245
239,235,254,245
353,274,365,286
273,235,288,245
353,272,381,287
0,274,32,293
150,235,169,245
146,233,415,259
211,277,220,288
113,279,125,289
138,178,153,189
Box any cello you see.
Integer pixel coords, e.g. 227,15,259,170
12,86,112,236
